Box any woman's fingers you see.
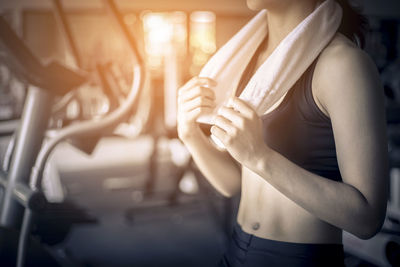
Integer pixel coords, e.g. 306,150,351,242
182,96,215,112
210,125,229,145
186,106,214,121
178,77,217,95
197,76,217,87
229,97,256,119
176,77,216,140
214,115,237,136
218,106,245,129
178,86,215,103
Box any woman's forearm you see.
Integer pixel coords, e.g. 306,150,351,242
182,131,241,197
251,146,385,239
176,77,240,196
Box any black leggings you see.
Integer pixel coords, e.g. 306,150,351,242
218,223,344,267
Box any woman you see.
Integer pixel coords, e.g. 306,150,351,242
177,0,389,266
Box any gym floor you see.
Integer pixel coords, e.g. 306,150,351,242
44,135,229,267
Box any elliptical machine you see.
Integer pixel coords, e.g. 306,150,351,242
0,8,145,266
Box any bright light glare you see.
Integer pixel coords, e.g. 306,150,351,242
142,12,173,61
179,171,199,194
190,11,216,23
189,11,216,75
142,12,188,72
142,11,174,70
145,15,172,44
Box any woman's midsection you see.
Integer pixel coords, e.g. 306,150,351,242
237,167,342,244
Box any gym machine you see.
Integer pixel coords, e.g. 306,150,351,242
0,6,145,266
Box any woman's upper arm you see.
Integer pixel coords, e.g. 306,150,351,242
313,44,389,214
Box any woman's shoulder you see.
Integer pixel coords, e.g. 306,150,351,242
311,33,382,115
314,33,377,85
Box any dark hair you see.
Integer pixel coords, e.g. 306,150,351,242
335,0,369,48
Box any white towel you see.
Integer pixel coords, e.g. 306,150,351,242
197,0,342,124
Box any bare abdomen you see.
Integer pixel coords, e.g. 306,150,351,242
237,167,342,244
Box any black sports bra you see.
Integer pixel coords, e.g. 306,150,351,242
236,42,342,181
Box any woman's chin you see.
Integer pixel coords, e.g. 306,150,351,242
246,0,267,11
246,0,288,11
246,0,264,11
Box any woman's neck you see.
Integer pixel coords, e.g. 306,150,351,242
265,0,322,51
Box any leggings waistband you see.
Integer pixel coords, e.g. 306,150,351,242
232,223,344,257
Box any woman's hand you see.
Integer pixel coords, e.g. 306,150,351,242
211,97,270,168
177,77,217,142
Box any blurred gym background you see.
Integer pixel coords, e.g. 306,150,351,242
0,0,400,266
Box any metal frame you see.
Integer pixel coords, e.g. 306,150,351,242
0,2,145,264
0,85,52,227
